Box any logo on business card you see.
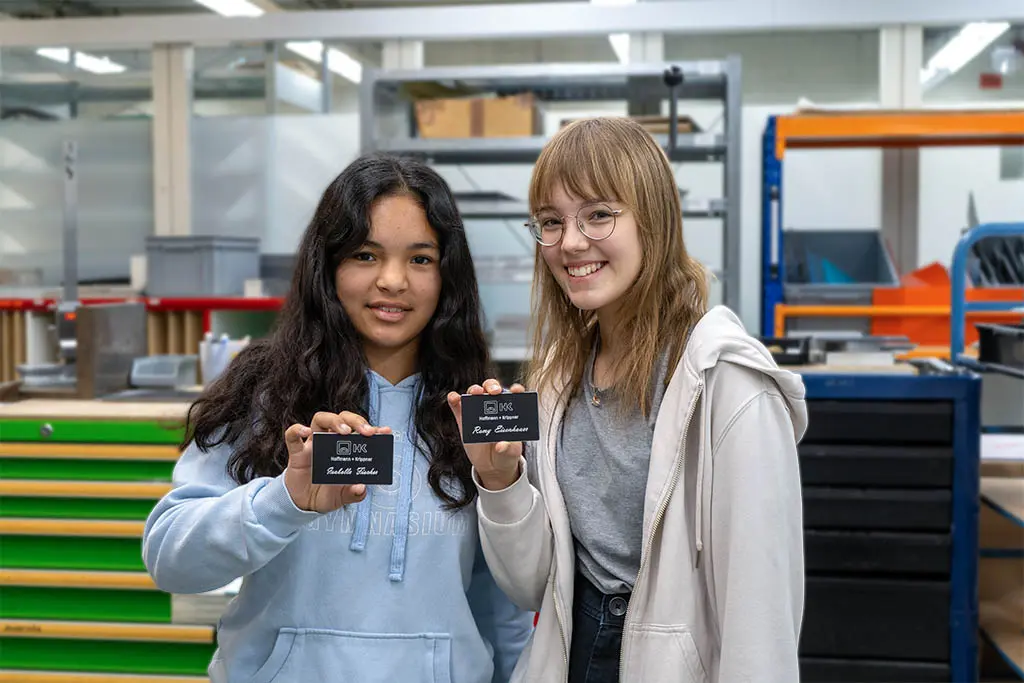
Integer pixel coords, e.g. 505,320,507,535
484,400,499,415
335,440,369,456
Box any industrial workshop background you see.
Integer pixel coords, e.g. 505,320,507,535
0,1,1022,682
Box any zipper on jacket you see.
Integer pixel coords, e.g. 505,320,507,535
618,379,704,682
542,403,570,674
551,574,569,670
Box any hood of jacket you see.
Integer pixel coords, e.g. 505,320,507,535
683,305,808,441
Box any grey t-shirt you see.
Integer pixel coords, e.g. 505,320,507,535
555,345,671,595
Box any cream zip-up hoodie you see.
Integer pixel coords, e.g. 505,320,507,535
474,306,808,683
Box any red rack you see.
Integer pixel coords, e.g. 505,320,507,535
0,297,285,333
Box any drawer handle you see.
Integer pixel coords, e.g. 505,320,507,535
39,423,54,438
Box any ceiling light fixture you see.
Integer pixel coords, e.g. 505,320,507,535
194,0,264,17
921,21,1011,90
37,47,127,74
590,0,635,64
285,41,362,84
194,0,361,83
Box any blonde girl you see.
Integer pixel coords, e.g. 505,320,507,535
449,117,807,683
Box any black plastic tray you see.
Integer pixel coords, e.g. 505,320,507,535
976,322,1024,370
804,400,954,446
799,444,953,488
801,577,950,661
805,530,950,576
759,336,810,365
803,487,951,532
800,657,951,682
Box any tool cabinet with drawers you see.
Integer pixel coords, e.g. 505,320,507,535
0,399,216,682
797,372,981,683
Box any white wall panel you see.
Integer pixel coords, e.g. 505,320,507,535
0,119,152,286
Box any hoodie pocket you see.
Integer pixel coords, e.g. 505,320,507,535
626,625,707,683
249,628,452,683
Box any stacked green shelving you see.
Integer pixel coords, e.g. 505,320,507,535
0,401,215,683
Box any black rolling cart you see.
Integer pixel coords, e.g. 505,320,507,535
797,370,981,683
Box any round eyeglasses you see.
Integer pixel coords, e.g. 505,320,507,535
525,203,623,247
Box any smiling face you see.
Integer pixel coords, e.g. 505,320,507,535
537,184,643,320
335,193,441,367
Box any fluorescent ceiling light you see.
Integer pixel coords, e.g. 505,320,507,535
286,41,362,84
608,34,630,64
921,21,1010,90
37,47,127,74
195,0,362,83
195,0,263,16
590,0,634,64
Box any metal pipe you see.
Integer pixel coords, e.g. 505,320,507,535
58,140,80,365
62,141,78,305
663,65,682,154
320,41,331,114
950,222,1024,360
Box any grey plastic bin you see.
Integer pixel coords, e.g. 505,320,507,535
259,254,296,297
146,236,260,297
782,229,898,334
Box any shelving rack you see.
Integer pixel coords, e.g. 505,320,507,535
762,108,1024,337
0,296,282,383
948,224,1024,678
949,222,1024,363
977,473,1024,680
359,59,743,315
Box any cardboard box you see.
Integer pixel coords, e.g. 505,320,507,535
415,94,540,139
631,115,699,134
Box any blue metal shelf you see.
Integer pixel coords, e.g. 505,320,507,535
950,222,1024,362
761,115,784,335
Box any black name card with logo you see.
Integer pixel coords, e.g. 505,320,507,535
311,432,394,485
461,392,540,444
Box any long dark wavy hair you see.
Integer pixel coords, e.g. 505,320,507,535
183,153,490,509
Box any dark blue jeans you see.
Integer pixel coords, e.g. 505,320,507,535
568,571,630,683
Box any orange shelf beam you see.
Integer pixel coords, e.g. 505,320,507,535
774,110,1024,158
774,303,1024,338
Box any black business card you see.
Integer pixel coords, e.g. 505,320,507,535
311,432,394,485
461,392,540,444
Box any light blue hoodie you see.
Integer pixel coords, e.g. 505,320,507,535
143,371,534,683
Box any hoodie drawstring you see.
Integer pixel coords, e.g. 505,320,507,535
348,379,381,553
388,385,422,582
348,373,419,583
694,373,710,564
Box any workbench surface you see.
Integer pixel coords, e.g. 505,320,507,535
0,398,190,421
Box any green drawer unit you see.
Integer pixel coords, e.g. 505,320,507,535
0,525,147,571
0,497,158,520
0,419,184,445
0,585,172,623
0,400,211,680
0,480,169,522
0,622,216,676
0,458,176,482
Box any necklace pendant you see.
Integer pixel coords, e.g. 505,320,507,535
591,392,601,407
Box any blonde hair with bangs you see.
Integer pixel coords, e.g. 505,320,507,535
526,117,709,416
